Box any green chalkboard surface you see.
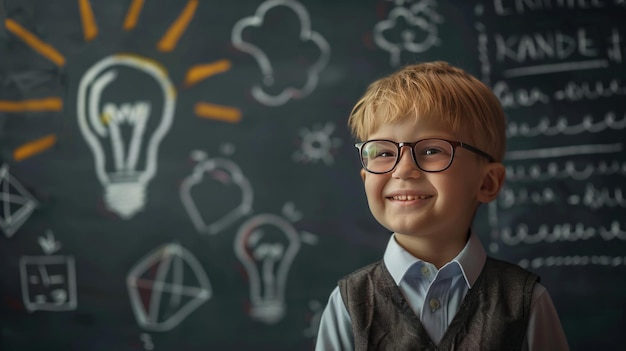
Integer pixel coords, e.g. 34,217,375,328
1,0,624,350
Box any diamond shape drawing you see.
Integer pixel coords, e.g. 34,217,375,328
0,164,38,238
127,243,212,332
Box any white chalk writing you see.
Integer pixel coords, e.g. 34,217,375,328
494,0,611,16
519,255,626,269
506,143,622,161
499,183,625,208
493,81,550,108
568,183,626,208
506,160,626,181
554,79,626,100
507,111,626,137
495,29,601,63
500,221,626,246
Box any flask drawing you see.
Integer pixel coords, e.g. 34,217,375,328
77,54,175,218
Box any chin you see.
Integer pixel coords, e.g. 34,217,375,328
383,223,421,236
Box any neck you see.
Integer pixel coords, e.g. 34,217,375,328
394,230,469,269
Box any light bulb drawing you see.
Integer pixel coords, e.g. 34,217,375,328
77,54,175,219
234,213,301,324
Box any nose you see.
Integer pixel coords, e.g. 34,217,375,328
392,146,421,179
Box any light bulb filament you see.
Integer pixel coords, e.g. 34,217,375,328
101,101,152,173
254,243,284,300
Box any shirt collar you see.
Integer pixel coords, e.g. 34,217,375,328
383,231,487,288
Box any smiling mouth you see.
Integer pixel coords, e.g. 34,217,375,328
389,194,433,201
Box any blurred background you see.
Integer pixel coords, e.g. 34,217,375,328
0,0,624,350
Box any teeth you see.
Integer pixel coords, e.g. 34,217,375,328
392,195,429,200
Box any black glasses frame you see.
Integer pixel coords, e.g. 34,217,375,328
354,138,496,174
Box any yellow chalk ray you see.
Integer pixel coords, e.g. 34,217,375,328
0,98,63,112
7,0,242,128
184,60,231,87
14,134,57,161
123,0,145,31
157,0,198,52
195,102,241,123
4,19,66,67
79,0,99,41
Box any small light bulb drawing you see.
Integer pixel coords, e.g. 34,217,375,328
77,54,175,219
234,214,301,324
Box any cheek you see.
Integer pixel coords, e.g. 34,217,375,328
363,178,392,228
363,179,377,201
363,177,385,204
435,175,481,204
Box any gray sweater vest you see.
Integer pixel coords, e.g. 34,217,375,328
338,257,538,351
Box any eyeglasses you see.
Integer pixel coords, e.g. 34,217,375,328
355,138,495,174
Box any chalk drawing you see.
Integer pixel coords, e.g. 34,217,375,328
127,243,212,331
0,164,38,238
231,0,330,106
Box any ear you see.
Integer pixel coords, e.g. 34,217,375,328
477,162,505,203
360,168,367,183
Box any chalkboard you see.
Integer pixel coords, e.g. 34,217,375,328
0,0,624,350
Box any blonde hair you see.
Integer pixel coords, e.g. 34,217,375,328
348,61,506,162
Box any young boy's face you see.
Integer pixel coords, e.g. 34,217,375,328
360,116,499,243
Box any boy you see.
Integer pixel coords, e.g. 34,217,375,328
315,62,569,350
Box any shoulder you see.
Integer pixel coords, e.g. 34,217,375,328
340,261,383,282
478,257,541,299
484,256,540,280
337,261,391,307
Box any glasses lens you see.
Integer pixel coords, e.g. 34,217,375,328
360,140,398,173
414,139,453,171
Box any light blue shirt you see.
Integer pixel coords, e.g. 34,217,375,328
315,233,570,350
